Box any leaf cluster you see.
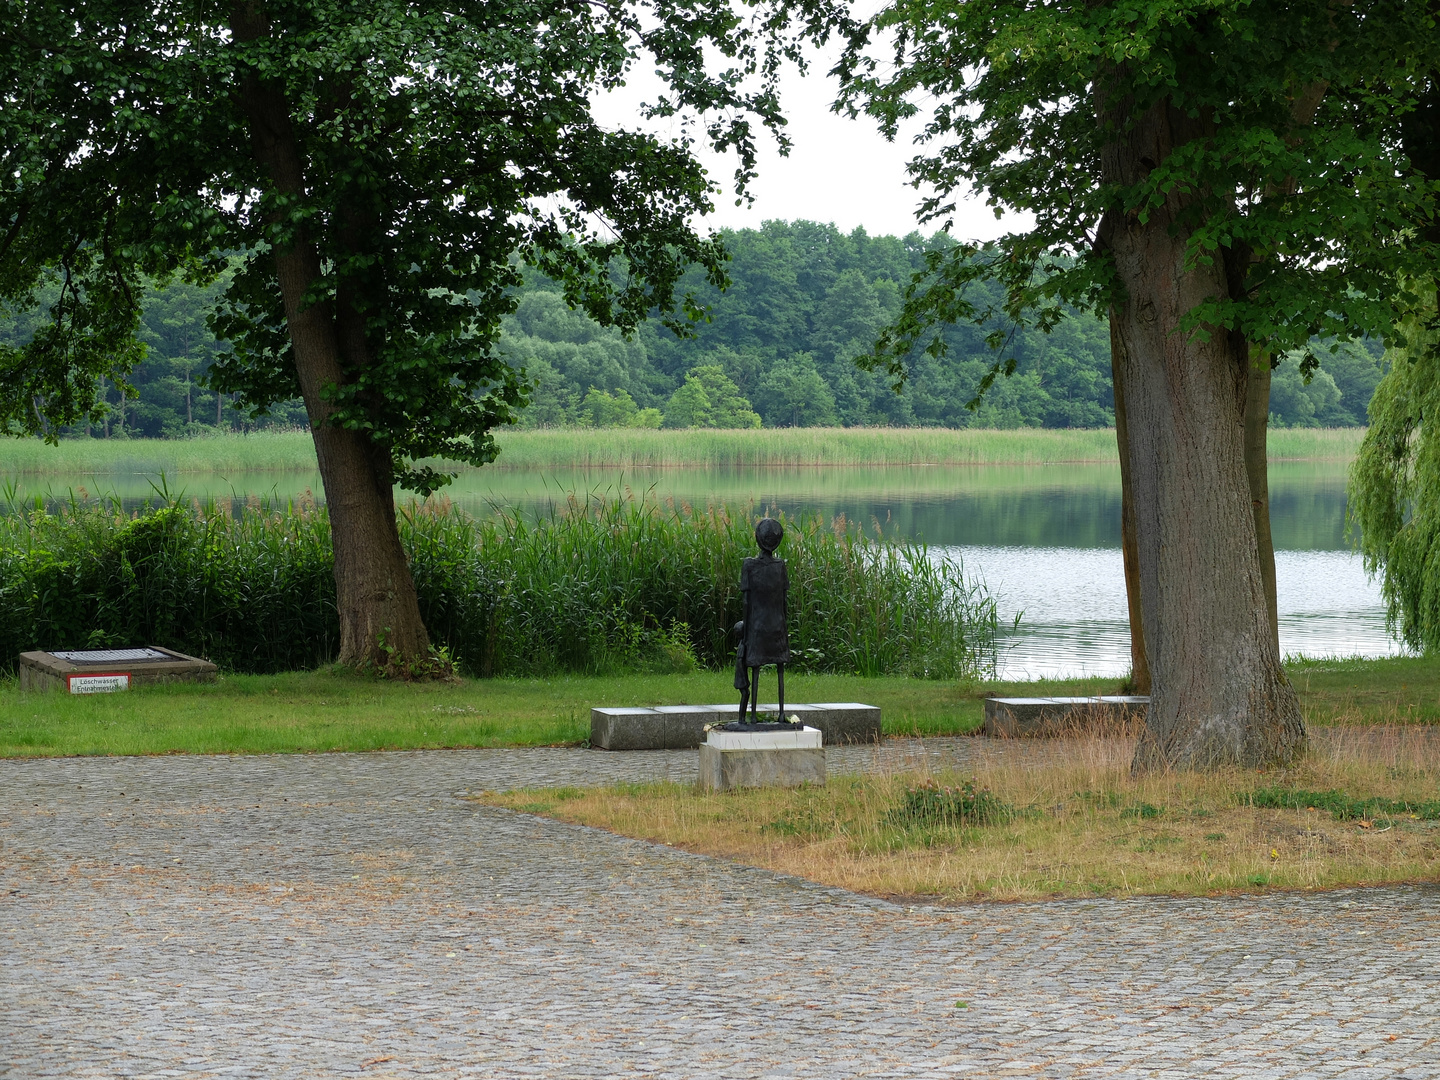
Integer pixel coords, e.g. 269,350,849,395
830,0,1440,392
0,0,848,489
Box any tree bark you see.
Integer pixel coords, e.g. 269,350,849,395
1245,349,1280,657
1100,97,1305,770
1110,309,1150,694
231,4,431,669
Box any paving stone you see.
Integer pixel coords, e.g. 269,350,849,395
1,746,1438,1078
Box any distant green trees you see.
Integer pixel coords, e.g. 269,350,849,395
1,221,1383,435
662,366,761,429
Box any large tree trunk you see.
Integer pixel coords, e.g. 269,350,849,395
1245,350,1280,657
1101,98,1305,770
232,5,431,669
1110,310,1151,694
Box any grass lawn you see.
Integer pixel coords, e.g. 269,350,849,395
0,668,1108,757
0,654,1434,758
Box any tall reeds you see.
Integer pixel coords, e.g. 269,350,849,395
0,491,999,680
0,425,1364,475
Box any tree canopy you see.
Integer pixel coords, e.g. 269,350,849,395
4,222,1382,437
0,0,850,666
835,0,1439,382
1,0,842,484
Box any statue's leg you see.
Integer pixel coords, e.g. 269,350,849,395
749,668,760,720
777,664,785,721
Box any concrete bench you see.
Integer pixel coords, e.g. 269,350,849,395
982,696,1148,737
590,702,882,750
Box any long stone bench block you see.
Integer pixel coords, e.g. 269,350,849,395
590,702,881,750
982,696,1149,737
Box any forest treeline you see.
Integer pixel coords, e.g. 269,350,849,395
2,221,1384,438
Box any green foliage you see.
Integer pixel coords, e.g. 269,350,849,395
505,222,1131,430
0,0,837,487
890,777,1013,828
6,219,1383,435
0,492,999,680
829,0,1440,393
1349,287,1440,651
578,389,662,430
1246,787,1440,822
0,495,337,673
1120,803,1164,820
662,366,761,429
757,352,839,427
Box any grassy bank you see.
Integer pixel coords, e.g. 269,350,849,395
0,426,1365,475
1,655,1432,758
482,723,1440,900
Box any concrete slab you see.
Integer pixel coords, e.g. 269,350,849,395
653,705,723,749
590,708,666,751
705,726,823,751
982,695,1149,737
698,727,826,791
18,646,217,693
805,702,883,745
591,702,882,749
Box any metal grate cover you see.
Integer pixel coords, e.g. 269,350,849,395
50,648,173,664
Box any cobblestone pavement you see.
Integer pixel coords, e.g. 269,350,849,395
4,746,1440,1078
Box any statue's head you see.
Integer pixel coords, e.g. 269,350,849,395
755,517,783,554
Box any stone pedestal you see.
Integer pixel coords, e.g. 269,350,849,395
982,696,1148,737
18,647,218,693
591,703,880,750
697,726,826,792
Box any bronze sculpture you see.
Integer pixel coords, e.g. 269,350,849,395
732,517,793,727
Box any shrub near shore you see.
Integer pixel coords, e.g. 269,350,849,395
0,492,998,680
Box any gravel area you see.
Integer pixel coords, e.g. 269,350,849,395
3,746,1439,1078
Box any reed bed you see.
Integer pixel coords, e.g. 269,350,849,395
0,429,316,475
0,491,998,680
0,425,1363,475
492,426,1363,467
484,723,1440,900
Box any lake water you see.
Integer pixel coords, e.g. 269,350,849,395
8,460,1397,679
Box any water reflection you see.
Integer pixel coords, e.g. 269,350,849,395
5,461,1354,549
947,546,1399,681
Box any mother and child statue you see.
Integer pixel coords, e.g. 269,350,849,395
728,517,799,731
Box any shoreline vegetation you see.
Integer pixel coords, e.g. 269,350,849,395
0,426,1365,476
0,493,997,681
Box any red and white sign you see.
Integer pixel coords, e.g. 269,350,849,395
66,672,131,694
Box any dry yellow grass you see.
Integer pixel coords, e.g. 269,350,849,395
477,725,1440,902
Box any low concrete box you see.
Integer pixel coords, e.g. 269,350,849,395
591,702,882,750
590,708,668,751
697,726,826,791
982,696,1149,737
653,705,723,749
18,646,218,693
804,702,882,745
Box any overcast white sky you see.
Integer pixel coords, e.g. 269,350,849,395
592,51,1028,243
